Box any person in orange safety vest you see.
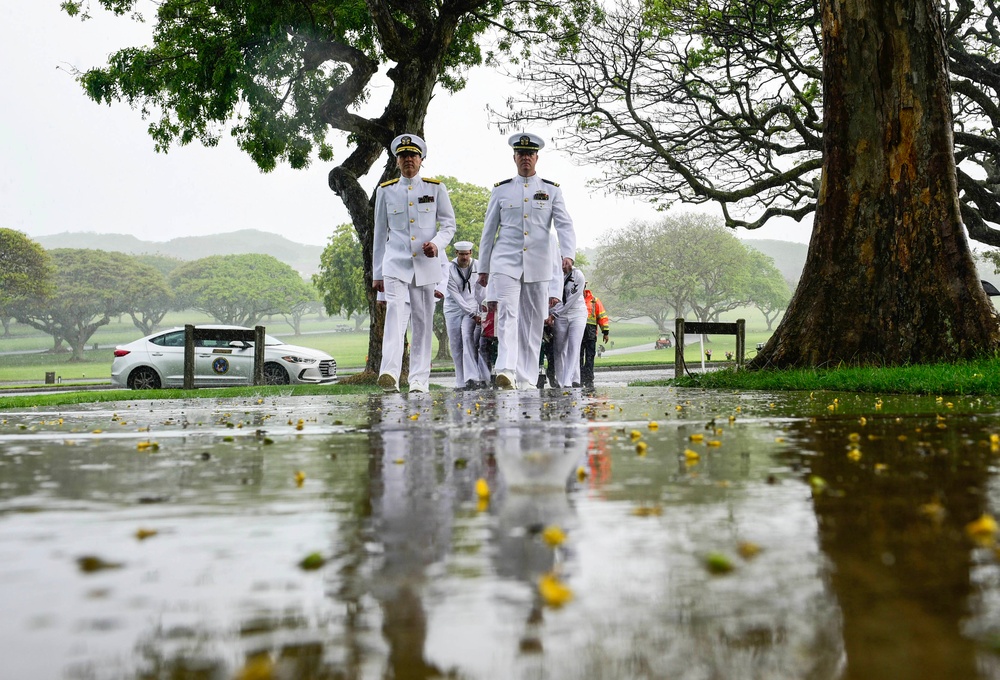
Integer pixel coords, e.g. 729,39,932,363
580,289,609,389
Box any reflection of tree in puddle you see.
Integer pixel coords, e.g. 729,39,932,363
782,413,996,679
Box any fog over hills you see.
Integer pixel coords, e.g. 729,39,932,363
35,229,325,276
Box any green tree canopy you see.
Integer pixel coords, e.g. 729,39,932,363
127,261,175,335
134,254,186,279
592,214,774,332
743,249,792,331
0,228,52,310
170,254,315,326
12,248,142,360
314,223,368,326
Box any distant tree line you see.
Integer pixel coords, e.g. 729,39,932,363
0,228,318,361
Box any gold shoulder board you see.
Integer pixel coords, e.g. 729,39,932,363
379,178,400,187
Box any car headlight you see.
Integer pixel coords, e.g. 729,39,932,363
280,355,317,364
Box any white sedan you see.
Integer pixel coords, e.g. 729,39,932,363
111,325,337,389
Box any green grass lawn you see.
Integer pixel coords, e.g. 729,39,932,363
0,312,776,385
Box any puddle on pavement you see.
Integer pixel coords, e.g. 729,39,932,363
4,387,1000,678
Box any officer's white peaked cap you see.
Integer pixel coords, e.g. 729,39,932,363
508,132,545,152
392,133,427,158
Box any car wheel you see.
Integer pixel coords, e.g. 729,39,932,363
263,362,290,385
128,367,161,390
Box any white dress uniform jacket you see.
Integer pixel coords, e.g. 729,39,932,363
373,176,457,286
478,175,575,282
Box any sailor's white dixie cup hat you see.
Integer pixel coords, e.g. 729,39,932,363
453,241,474,251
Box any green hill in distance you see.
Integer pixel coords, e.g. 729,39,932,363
35,229,324,276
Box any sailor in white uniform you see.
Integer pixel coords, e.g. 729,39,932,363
444,241,485,389
548,265,588,388
372,134,456,393
476,133,577,389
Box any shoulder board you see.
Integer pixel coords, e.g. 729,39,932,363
423,177,441,184
494,178,513,187
379,178,400,187
542,178,560,187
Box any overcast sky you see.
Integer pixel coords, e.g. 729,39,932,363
1,2,812,249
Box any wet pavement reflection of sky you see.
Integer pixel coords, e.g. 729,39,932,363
3,387,1000,679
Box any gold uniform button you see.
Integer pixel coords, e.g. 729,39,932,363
523,247,528,251
523,214,528,219
408,186,413,190
524,231,528,236
411,236,416,240
410,219,415,223
524,198,528,202
409,202,413,206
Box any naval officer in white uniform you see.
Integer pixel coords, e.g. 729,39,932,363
476,133,576,389
372,134,456,393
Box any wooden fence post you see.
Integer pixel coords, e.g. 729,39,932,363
183,324,195,390
253,326,265,386
674,318,685,379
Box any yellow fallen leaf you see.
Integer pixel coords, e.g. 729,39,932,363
636,441,648,456
542,525,566,547
737,541,762,559
631,504,663,517
295,470,306,487
967,514,998,542
135,528,158,541
684,449,700,461
409,413,419,421
688,433,704,442
706,440,721,447
576,466,588,481
475,478,490,500
629,429,642,441
538,572,573,607
648,421,659,430
234,654,274,680
918,501,946,525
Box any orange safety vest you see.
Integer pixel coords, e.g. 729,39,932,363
585,292,609,330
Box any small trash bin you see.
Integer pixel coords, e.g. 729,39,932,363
45,372,55,384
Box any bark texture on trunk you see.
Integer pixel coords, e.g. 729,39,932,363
752,0,999,368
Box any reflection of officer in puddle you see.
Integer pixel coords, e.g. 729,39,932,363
488,423,587,650
368,402,474,678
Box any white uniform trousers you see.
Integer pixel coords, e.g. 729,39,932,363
493,274,549,389
554,312,587,387
445,311,483,387
381,276,436,387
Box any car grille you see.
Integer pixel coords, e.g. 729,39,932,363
319,359,337,377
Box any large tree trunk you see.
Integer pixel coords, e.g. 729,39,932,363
752,0,999,368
